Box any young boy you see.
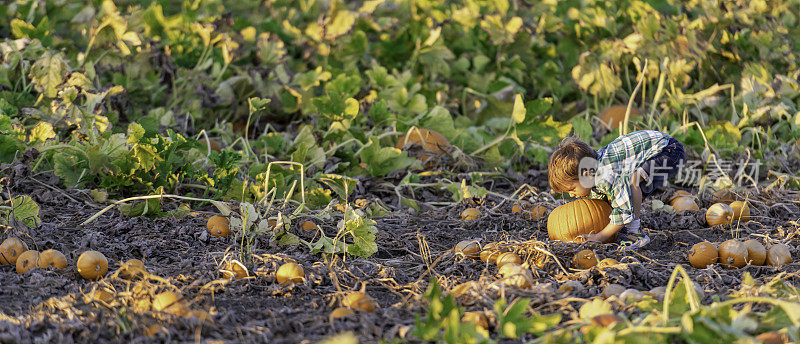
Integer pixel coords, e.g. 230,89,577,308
548,130,686,249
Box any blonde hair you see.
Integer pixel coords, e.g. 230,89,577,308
548,136,596,193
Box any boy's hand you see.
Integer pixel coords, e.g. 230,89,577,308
582,232,610,243
579,223,624,243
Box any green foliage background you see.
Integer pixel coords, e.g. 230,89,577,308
1,0,799,200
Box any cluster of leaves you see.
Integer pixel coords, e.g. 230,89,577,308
413,278,560,343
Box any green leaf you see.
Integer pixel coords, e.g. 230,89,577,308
517,116,572,146
511,94,526,124
310,236,344,254
342,205,378,257
248,97,272,116
705,121,742,153
571,116,593,142
359,137,415,177
10,195,40,227
316,174,357,200
278,232,301,246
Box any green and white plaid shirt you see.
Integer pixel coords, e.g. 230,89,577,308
590,130,671,225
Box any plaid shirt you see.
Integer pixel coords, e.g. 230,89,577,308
590,130,671,225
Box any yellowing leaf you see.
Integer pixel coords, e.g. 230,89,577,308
29,51,69,98
511,94,526,124
344,98,359,117
10,195,40,227
29,122,56,143
579,299,613,319
505,16,523,35
423,26,441,46
326,10,356,39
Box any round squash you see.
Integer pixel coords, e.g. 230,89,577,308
276,262,305,285
743,240,766,266
461,208,481,221
152,291,188,316
766,244,791,267
597,258,620,269
718,240,748,269
730,201,750,222
670,190,693,201
706,203,734,226
207,215,230,237
395,128,451,168
495,252,522,267
513,202,547,220
118,259,147,279
671,196,700,211
547,199,612,242
0,237,28,265
603,284,626,298
503,271,533,288
301,220,318,232
598,105,641,130
38,249,68,269
77,251,109,280
16,250,39,274
498,262,525,278
342,292,377,312
573,249,598,269
329,307,354,321
455,240,481,259
688,242,718,268
479,242,503,263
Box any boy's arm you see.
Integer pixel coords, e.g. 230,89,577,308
585,173,646,242
585,222,624,242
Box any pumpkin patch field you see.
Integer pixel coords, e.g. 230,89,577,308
3,0,800,343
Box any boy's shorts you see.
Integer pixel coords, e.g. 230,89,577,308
638,137,685,198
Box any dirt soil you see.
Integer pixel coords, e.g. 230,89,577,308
2,161,800,343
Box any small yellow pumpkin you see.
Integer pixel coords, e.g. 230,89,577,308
729,201,751,222
688,242,718,268
706,203,734,226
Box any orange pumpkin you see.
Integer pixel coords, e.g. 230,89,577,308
671,196,700,211
598,105,641,130
547,199,612,242
718,240,748,269
512,202,547,220
0,237,28,265
706,203,734,226
688,242,718,268
744,240,766,266
766,244,791,267
573,249,598,269
395,128,451,168
730,201,750,222
39,249,68,269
